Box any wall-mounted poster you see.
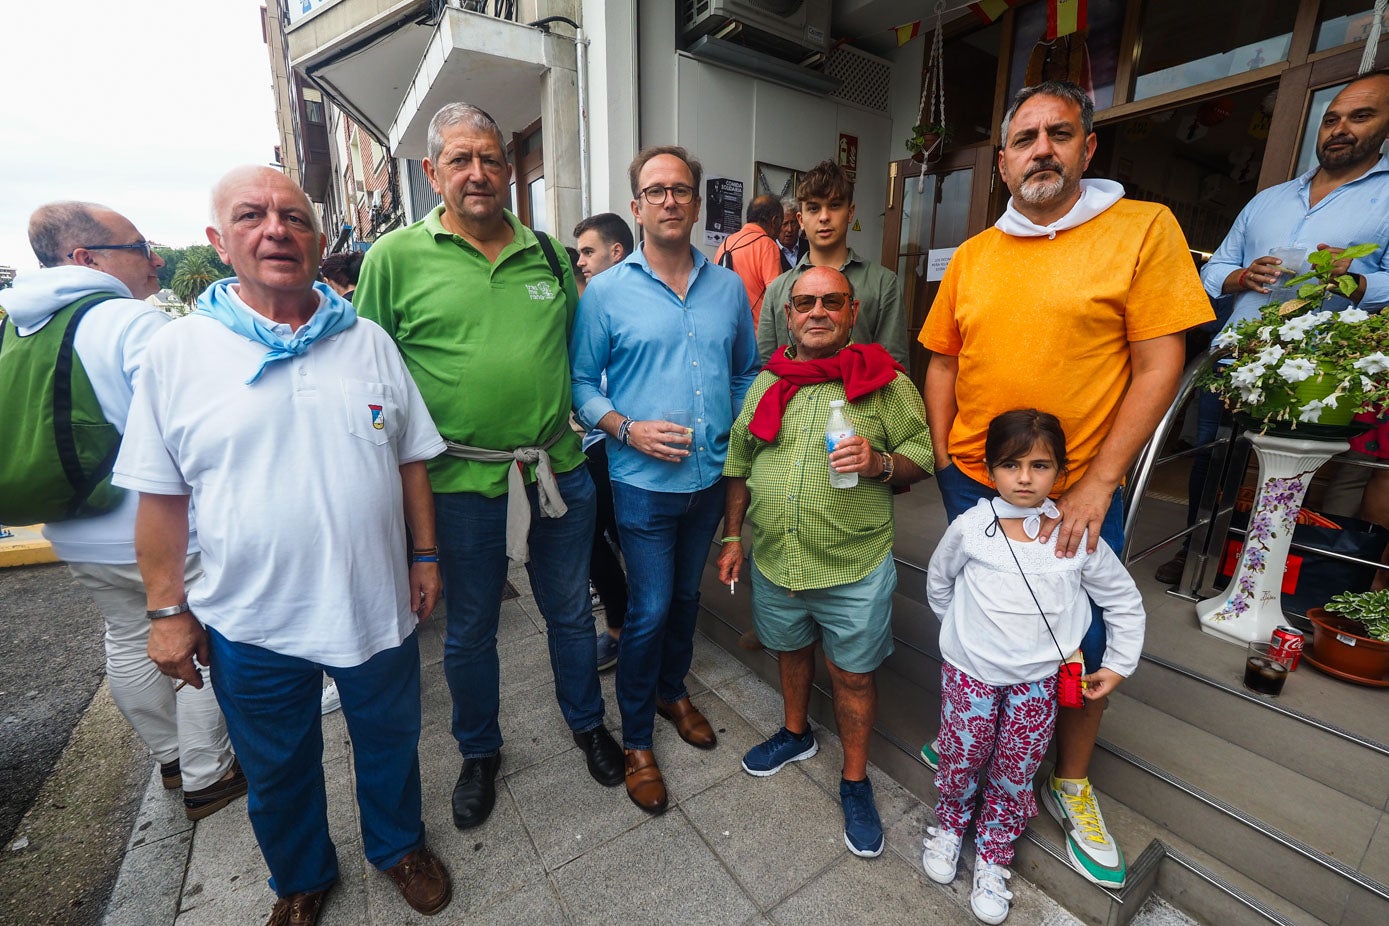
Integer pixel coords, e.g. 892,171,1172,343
704,176,744,247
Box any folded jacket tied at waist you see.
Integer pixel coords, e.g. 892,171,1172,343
442,428,569,563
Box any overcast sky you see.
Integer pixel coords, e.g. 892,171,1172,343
1,0,279,273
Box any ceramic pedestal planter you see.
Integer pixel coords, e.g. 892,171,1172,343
1197,432,1351,644
1304,607,1389,685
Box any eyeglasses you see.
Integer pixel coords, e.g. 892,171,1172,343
67,240,155,261
789,292,852,313
639,184,696,205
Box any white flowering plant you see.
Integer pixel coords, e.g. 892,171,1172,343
1200,243,1389,430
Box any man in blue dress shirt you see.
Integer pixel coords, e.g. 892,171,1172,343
571,145,760,813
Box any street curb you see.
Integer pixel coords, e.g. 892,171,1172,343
100,770,192,925
0,524,58,568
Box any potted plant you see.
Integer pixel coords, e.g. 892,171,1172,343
906,122,951,164
1306,590,1389,684
1200,244,1389,435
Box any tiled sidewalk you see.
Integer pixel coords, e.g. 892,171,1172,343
104,566,1083,926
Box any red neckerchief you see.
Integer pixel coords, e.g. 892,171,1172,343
749,342,903,442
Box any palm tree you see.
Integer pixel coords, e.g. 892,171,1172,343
171,253,218,309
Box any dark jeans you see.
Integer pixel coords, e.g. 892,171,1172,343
585,441,628,632
209,628,424,897
610,479,726,750
434,466,606,757
935,464,1124,674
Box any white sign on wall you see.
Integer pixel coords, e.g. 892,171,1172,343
288,0,344,27
926,247,957,282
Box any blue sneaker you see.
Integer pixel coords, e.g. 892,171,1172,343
919,737,939,771
595,632,619,672
741,726,817,777
840,777,884,858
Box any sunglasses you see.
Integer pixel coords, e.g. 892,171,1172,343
789,292,852,313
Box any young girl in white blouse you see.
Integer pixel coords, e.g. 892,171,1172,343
922,409,1145,925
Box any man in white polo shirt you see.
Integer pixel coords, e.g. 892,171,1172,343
114,166,452,926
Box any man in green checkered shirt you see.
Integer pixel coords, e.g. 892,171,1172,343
718,266,933,859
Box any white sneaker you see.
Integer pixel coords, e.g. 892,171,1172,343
320,682,342,715
922,825,961,884
970,862,1013,924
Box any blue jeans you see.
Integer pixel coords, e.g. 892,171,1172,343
935,464,1124,674
208,627,424,897
435,465,605,757
610,479,726,750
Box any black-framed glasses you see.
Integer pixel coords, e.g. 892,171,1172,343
639,184,695,205
789,292,852,313
67,240,155,261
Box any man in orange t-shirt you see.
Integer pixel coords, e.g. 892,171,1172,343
919,80,1212,891
714,194,787,326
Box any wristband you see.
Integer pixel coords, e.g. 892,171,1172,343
1237,269,1249,289
411,555,440,564
411,546,438,555
720,536,742,543
617,417,635,446
147,602,191,620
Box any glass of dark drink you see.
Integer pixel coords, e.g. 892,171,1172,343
1244,641,1290,696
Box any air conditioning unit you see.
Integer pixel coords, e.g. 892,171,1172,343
681,0,831,65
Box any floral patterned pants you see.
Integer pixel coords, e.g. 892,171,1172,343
934,662,1058,866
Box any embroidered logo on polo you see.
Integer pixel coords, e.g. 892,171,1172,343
525,281,555,301
369,404,385,430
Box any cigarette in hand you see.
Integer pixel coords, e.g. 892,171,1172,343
729,580,736,594
174,679,188,692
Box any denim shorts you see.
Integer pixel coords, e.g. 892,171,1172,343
749,553,897,674
935,463,1124,674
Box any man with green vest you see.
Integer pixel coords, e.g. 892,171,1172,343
0,202,243,819
356,103,623,831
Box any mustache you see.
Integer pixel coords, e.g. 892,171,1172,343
1024,159,1064,179
1321,134,1355,149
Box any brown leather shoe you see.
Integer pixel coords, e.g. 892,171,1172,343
656,696,717,749
385,845,452,916
184,759,249,821
624,748,668,814
265,887,330,926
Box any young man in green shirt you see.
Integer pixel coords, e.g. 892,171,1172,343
720,266,933,859
356,103,624,833
757,160,909,370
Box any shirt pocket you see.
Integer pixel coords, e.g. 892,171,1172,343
341,379,395,446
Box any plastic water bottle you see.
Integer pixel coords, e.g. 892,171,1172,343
825,400,858,489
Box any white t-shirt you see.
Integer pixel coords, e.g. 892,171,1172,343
926,498,1145,687
113,308,445,667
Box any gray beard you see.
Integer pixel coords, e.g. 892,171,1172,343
1017,174,1068,206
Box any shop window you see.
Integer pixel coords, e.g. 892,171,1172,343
509,119,544,230
1315,1,1389,53
941,18,1003,145
527,176,548,235
1089,82,1276,253
1007,0,1124,111
1132,1,1296,102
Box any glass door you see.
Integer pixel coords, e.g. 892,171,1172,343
882,145,996,388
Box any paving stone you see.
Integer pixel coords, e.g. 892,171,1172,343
552,810,757,926
714,672,790,738
443,877,570,925
103,773,191,926
649,692,762,803
768,850,975,926
505,746,646,869
682,764,846,906
688,629,753,690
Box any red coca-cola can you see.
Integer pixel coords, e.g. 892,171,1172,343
1270,626,1304,671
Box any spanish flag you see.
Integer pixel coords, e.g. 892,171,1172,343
1046,0,1088,40
893,20,921,46
970,0,1015,24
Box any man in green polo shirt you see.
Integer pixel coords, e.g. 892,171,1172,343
757,160,909,370
355,102,624,833
719,266,933,860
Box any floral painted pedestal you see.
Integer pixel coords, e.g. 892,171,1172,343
1196,432,1351,644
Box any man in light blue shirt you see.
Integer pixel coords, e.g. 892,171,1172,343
571,144,759,814
1201,71,1389,329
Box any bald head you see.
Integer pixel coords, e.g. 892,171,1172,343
28,201,119,268
28,201,164,299
787,266,857,360
747,194,784,237
210,166,321,238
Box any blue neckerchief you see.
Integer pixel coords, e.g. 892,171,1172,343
194,278,356,384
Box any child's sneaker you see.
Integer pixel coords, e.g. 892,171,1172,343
921,826,960,884
741,726,817,776
918,737,940,771
1041,775,1126,888
970,862,1013,924
839,777,884,858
